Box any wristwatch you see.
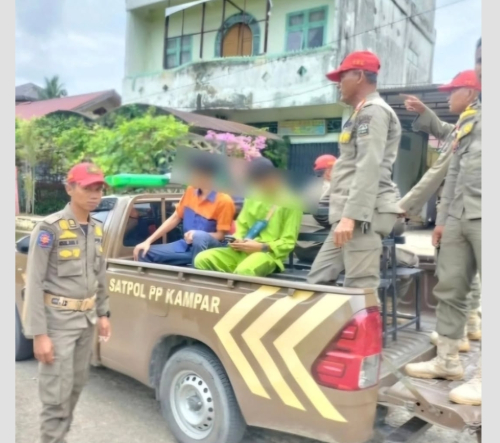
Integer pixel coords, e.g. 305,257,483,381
100,311,111,318
261,244,270,253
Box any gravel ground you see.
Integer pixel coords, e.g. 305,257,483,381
16,360,476,443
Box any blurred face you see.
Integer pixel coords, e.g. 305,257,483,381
338,70,362,104
314,167,332,181
66,183,103,212
448,88,475,114
475,46,482,85
252,173,280,193
190,170,213,190
324,167,333,182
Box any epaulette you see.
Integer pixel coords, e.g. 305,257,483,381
43,212,63,225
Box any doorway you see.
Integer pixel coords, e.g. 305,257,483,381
222,23,253,57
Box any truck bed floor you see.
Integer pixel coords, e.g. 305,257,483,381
379,317,481,432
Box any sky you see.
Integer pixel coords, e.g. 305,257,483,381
15,0,481,96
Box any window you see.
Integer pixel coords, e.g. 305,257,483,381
91,197,117,225
122,202,183,247
165,36,192,69
286,7,327,52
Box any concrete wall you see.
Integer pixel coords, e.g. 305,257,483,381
123,0,436,109
337,0,435,87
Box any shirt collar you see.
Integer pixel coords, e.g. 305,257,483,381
62,203,94,227
366,91,380,101
196,189,217,203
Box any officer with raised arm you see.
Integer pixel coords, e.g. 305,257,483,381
406,38,482,406
399,70,482,351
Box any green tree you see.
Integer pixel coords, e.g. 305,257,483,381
56,111,189,176
16,119,41,214
39,75,68,99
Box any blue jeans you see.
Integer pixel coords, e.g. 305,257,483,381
138,231,223,266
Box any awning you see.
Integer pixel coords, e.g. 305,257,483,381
163,106,282,140
166,0,217,17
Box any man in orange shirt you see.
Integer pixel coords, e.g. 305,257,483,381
134,156,235,265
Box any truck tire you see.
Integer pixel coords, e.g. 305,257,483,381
159,345,246,443
15,306,33,361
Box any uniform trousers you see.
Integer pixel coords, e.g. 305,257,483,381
307,212,396,289
435,215,481,339
38,323,95,443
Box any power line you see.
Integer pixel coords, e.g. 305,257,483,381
154,76,452,110
123,0,470,105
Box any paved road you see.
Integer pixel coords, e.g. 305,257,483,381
16,360,476,443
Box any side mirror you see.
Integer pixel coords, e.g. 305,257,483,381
16,235,30,254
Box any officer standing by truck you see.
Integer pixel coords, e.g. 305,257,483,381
307,51,403,289
23,162,111,443
399,70,482,350
406,38,482,406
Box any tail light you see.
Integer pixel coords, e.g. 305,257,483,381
312,307,382,391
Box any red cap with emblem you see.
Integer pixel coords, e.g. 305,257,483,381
438,70,481,92
326,51,381,82
66,162,105,187
314,154,337,171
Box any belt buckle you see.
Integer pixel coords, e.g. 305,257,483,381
81,299,89,311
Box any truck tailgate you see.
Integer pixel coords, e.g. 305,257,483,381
379,340,481,432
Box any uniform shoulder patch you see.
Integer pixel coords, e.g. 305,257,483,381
357,123,370,136
44,212,63,225
37,230,54,249
357,114,373,125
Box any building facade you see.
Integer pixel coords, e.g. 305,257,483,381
123,0,436,175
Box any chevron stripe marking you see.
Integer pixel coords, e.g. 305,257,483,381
214,285,280,399
242,290,314,410
274,295,351,422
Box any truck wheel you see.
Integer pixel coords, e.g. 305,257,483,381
159,345,246,443
15,306,33,361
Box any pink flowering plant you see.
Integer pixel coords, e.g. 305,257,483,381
205,131,266,161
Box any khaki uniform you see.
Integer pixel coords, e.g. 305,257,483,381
308,92,402,288
432,100,482,339
399,105,481,313
23,203,109,443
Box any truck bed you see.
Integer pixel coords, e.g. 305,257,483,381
379,315,481,433
109,256,481,437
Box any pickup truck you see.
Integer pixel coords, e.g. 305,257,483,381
15,193,482,443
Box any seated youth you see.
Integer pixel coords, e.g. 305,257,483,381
194,157,302,277
133,155,235,266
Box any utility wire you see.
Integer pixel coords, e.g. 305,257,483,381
123,0,470,105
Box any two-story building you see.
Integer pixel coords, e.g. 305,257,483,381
123,0,436,175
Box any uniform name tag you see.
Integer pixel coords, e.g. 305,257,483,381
58,240,78,247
